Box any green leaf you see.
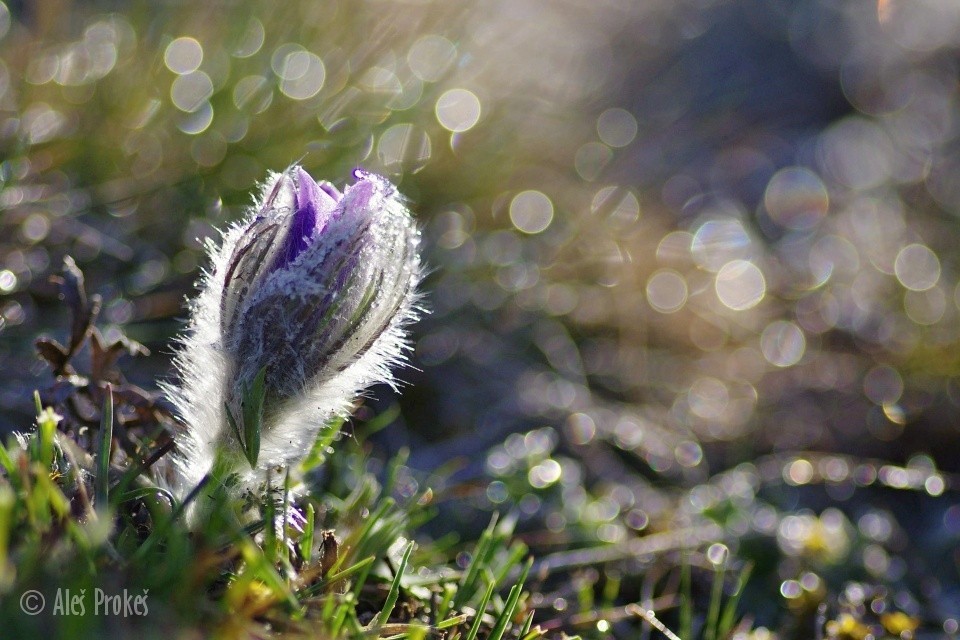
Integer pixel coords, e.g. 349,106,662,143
225,402,244,449
301,502,316,563
299,556,376,598
241,366,267,468
436,614,469,630
0,445,14,476
705,551,727,640
114,486,177,506
518,611,536,639
33,391,58,468
0,484,15,576
240,538,300,611
453,512,499,611
95,385,114,511
300,415,345,472
376,540,415,627
487,557,532,640
718,562,753,639
680,550,692,640
464,578,495,640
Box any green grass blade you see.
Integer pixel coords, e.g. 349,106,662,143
519,610,535,638
114,486,177,506
301,502,316,563
0,444,14,475
491,541,528,589
352,555,377,599
453,513,499,611
300,555,376,598
488,585,521,640
376,540,415,626
333,497,395,575
241,366,267,468
464,579,495,640
487,557,532,640
718,562,753,639
34,391,57,467
384,447,410,498
263,471,278,562
680,550,692,640
130,474,206,563
704,559,725,640
95,385,114,510
240,538,300,610
0,484,16,577
111,441,176,505
300,415,346,471
436,583,456,622
225,402,244,449
437,614,469,630
282,468,292,557
358,403,401,437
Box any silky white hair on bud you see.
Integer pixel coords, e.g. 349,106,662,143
161,167,422,511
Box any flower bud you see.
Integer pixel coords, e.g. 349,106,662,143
166,165,421,500
219,168,341,335
226,168,419,400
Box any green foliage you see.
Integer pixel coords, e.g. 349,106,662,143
94,386,113,510
0,396,546,640
1,2,954,636
225,366,268,470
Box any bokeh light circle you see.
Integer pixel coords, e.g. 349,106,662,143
715,260,766,311
0,2,9,41
591,186,640,224
377,123,432,173
764,167,829,230
894,243,940,291
863,365,904,405
596,108,637,148
575,142,612,181
233,19,265,58
164,37,203,75
170,71,213,112
278,50,325,100
177,101,213,135
0,270,16,293
760,321,806,367
691,218,751,272
435,88,481,133
510,191,554,234
646,270,688,313
407,34,457,82
689,378,729,420
905,287,946,325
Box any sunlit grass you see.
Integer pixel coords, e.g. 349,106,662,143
2,0,960,637
0,389,547,639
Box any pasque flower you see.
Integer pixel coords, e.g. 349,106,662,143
166,166,421,499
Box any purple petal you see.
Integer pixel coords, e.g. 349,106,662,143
260,171,297,218
342,177,376,213
277,167,341,270
318,181,342,201
298,167,341,225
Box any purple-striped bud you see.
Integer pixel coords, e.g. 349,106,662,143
222,167,420,400
166,165,421,498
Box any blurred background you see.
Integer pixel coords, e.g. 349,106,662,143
3,0,960,632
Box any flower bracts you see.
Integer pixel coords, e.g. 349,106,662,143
166,166,421,498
